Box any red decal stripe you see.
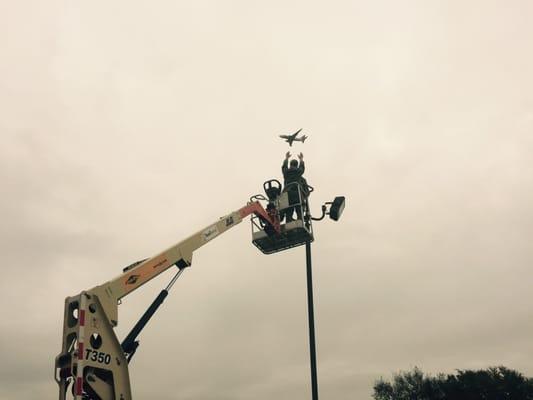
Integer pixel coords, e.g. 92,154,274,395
78,343,84,360
79,310,86,326
239,202,280,234
239,203,256,218
76,377,83,395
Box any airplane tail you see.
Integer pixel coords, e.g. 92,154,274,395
301,135,307,143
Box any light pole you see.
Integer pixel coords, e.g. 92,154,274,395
305,239,319,400
305,196,345,400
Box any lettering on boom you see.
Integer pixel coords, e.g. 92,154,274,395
151,258,167,269
203,225,220,243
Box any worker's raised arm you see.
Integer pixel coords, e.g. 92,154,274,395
298,152,305,174
282,151,290,174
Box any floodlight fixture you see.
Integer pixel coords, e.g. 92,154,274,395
311,196,346,222
328,196,345,221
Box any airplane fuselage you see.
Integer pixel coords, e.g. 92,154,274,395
279,129,307,146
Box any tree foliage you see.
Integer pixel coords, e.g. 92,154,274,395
373,366,533,400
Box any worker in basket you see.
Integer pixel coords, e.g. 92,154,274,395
281,151,310,222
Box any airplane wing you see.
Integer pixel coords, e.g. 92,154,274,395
279,129,303,146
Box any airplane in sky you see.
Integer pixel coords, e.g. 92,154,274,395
279,129,308,146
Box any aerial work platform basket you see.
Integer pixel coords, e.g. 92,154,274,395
252,218,313,254
251,180,314,254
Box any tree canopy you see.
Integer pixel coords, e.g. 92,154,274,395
373,366,533,400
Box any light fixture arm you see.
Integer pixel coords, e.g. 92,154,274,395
311,204,329,221
310,197,345,222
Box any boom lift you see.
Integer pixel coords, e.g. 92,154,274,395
55,200,281,400
55,176,342,400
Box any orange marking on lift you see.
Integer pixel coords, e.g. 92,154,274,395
122,254,169,291
239,202,281,234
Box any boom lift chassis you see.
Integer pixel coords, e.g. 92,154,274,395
55,201,280,400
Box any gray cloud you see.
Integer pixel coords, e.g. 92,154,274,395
1,1,533,399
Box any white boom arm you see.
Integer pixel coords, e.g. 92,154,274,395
55,201,278,400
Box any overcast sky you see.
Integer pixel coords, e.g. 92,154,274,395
1,1,533,399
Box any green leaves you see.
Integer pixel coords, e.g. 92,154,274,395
373,366,533,400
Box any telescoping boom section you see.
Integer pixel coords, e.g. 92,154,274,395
55,201,279,400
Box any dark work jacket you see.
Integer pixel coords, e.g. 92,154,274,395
282,159,306,202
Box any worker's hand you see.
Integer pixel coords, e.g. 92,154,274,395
298,152,304,160
286,151,291,159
